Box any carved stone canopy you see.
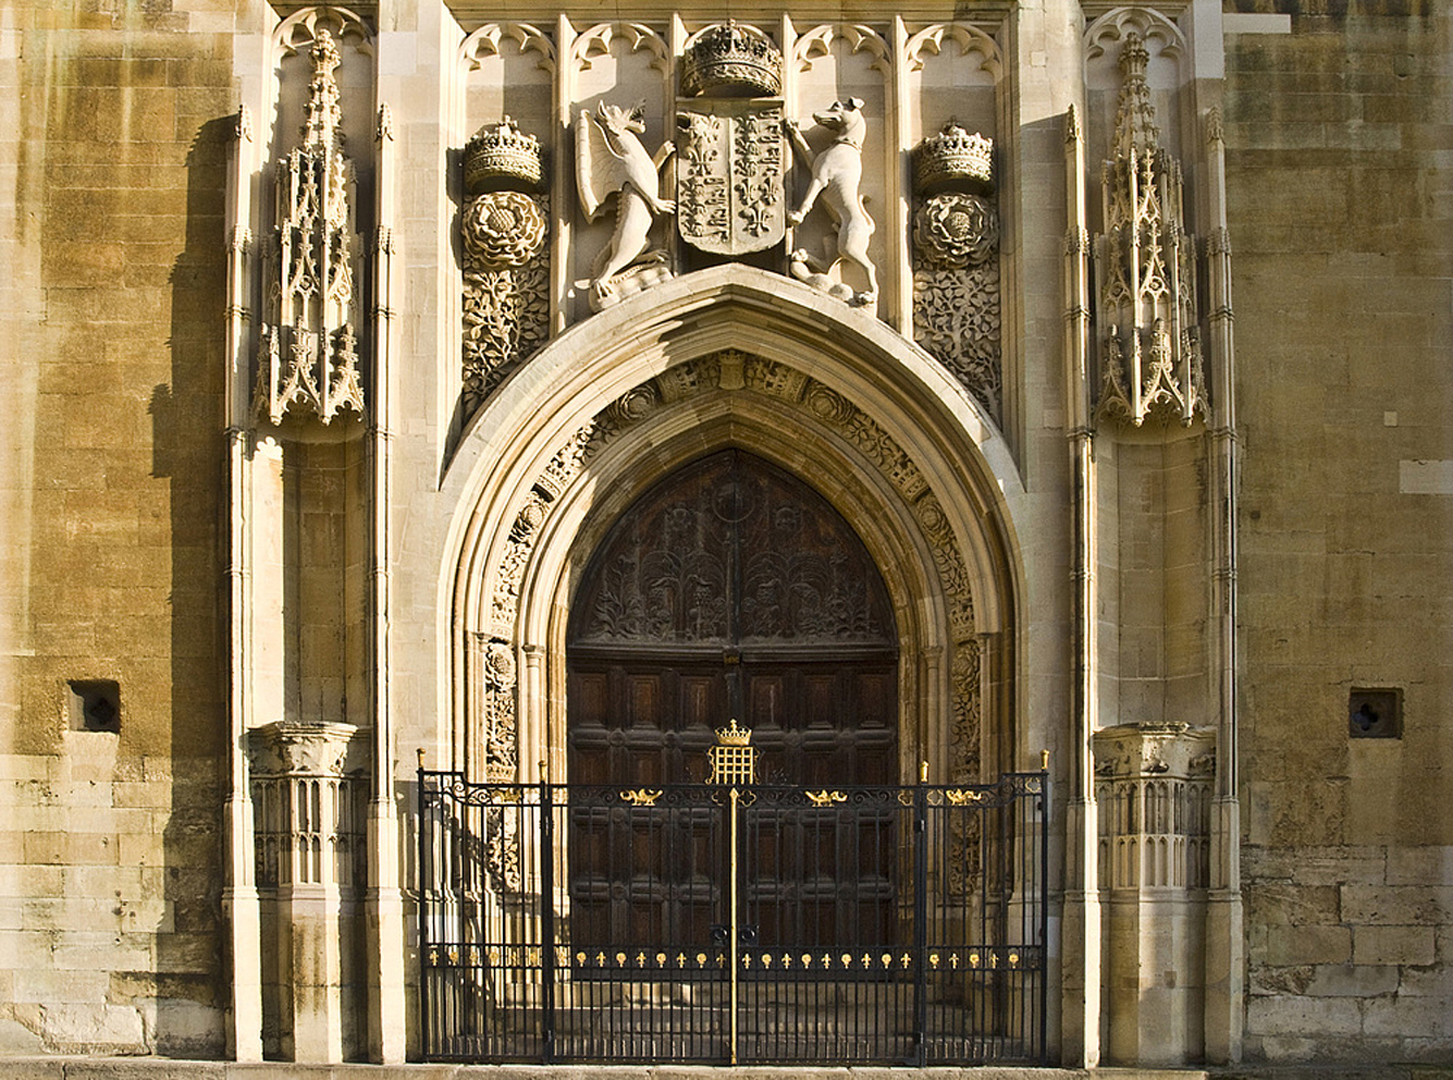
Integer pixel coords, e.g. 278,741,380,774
255,28,366,428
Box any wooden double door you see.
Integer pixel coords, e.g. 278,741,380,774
567,451,900,953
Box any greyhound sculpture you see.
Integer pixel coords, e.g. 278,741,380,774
784,98,878,306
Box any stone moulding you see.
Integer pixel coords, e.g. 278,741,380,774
482,349,981,786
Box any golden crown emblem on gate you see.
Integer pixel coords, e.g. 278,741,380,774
714,718,753,746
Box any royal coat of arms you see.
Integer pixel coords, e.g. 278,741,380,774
675,99,786,257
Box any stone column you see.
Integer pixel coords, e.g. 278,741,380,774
1093,722,1216,1065
250,720,362,1063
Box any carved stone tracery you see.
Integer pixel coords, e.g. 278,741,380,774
256,28,366,426
247,720,363,890
1094,33,1205,427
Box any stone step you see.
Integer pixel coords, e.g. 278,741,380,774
12,1063,1444,1080
0,1060,1215,1080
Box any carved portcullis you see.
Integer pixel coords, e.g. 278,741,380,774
256,30,366,427
911,122,1002,419
461,118,549,414
1094,34,1205,427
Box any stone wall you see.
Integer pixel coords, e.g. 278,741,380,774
0,0,237,1057
1227,0,1453,1062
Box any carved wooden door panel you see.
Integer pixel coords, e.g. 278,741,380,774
567,450,898,951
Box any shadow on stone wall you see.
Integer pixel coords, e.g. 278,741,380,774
144,112,233,1058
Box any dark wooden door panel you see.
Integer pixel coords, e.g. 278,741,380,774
567,451,899,953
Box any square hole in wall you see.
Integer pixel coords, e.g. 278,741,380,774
68,680,120,733
1348,688,1401,739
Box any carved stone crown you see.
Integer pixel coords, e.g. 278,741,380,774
714,718,753,746
464,117,544,195
681,21,782,98
913,121,994,195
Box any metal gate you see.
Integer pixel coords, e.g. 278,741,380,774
418,767,1048,1065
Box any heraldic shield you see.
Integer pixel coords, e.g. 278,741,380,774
675,100,786,256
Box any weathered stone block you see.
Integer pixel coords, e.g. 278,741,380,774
1342,884,1453,926
1305,963,1399,998
1246,994,1361,1037
1353,925,1437,967
1387,846,1453,886
1363,995,1453,1038
1263,925,1353,966
1250,964,1313,995
1246,883,1341,927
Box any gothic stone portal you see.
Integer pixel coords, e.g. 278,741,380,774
567,450,899,950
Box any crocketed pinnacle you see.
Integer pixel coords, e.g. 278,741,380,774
303,28,344,150
1113,33,1160,158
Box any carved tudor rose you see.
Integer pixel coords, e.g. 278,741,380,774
462,191,547,268
915,193,998,268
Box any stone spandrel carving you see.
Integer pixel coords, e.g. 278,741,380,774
784,98,878,306
255,29,366,427
1094,33,1205,427
576,102,677,311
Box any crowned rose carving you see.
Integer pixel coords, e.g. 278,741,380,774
915,193,998,268
463,191,547,269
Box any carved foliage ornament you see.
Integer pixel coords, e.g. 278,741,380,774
256,29,366,426
912,191,1002,420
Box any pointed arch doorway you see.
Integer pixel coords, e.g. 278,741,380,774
566,449,900,953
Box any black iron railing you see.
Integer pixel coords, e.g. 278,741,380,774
417,771,1048,1065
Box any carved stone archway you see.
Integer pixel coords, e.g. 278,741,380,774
439,266,1026,793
